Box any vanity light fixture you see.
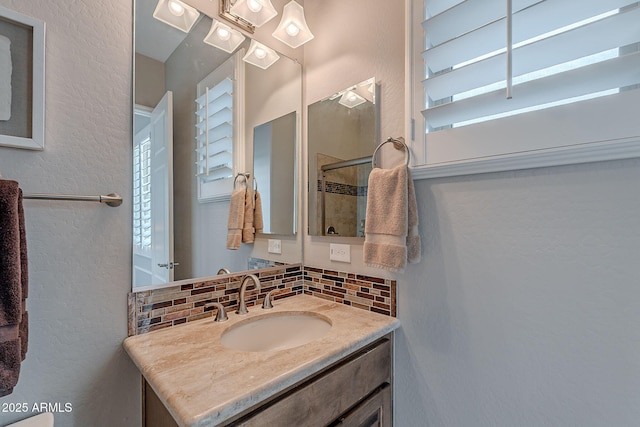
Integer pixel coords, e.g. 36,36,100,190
204,20,246,53
272,1,314,48
230,0,278,28
152,0,200,33
242,40,280,69
339,90,367,108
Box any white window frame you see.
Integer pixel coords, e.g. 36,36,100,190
407,0,640,180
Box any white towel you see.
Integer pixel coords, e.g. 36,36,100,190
0,35,12,121
364,165,421,272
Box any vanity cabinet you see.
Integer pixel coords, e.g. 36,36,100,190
143,335,393,427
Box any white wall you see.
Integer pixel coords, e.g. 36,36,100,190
395,158,640,426
0,0,140,426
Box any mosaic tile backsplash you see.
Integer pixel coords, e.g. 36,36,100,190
304,266,396,317
128,264,397,336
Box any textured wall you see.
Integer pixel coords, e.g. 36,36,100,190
0,0,140,426
395,158,640,426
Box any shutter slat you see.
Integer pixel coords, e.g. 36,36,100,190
423,4,640,101
423,51,640,129
195,109,233,132
196,121,232,141
425,0,463,18
195,136,233,154
422,0,637,73
195,93,233,118
195,78,233,105
423,0,541,48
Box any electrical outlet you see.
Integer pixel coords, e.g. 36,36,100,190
268,239,282,254
330,243,351,263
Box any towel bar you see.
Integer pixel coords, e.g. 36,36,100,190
233,173,258,191
372,137,410,168
23,193,123,207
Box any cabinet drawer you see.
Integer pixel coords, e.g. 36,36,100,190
333,384,391,427
232,338,391,427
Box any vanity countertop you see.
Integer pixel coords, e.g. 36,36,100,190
123,294,400,427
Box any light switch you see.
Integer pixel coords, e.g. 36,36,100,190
268,239,282,254
330,243,351,263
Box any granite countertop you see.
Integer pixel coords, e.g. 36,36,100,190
123,294,400,427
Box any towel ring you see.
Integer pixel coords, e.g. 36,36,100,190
372,137,410,168
233,173,258,191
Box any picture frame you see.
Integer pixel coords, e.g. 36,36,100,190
0,6,45,150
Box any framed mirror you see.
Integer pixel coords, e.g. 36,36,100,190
252,111,297,235
307,78,379,237
133,0,302,290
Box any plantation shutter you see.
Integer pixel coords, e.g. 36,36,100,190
421,0,640,131
195,76,234,182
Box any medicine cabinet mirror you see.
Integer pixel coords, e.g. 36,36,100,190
133,0,302,290
307,77,379,237
252,112,297,235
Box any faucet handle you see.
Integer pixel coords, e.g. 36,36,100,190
205,302,228,322
262,289,281,309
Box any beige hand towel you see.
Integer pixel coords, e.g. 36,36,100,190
227,188,245,250
242,189,255,243
253,190,263,234
364,165,421,272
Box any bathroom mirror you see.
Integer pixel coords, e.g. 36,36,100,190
307,78,379,237
252,112,297,235
133,0,302,289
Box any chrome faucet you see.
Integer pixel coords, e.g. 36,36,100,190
217,268,231,275
236,274,261,315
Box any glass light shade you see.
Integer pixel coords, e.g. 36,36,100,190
153,0,200,33
230,0,278,27
204,20,246,53
272,1,314,48
242,40,280,69
339,90,367,108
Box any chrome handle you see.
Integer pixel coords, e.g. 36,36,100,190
262,289,282,309
158,262,180,269
205,302,228,322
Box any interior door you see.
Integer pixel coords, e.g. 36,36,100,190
150,91,175,285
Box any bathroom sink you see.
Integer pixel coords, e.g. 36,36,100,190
220,311,332,352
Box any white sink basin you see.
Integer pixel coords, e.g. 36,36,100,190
220,311,332,352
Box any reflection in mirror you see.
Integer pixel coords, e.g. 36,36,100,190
253,112,297,235
133,0,301,290
307,78,379,237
